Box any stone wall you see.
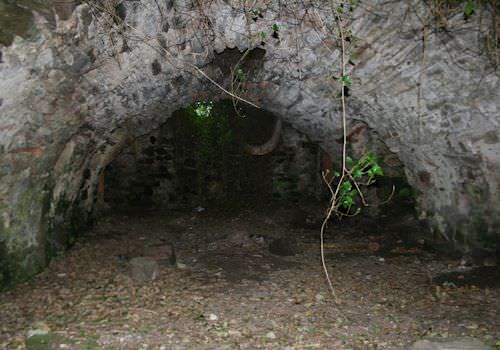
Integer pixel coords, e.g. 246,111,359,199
0,0,498,286
104,108,324,209
105,120,179,208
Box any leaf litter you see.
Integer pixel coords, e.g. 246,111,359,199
0,205,498,349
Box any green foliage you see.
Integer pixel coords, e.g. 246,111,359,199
26,333,110,350
249,7,263,20
235,68,247,84
397,186,416,199
463,0,476,17
185,101,232,166
193,100,213,118
181,101,233,201
272,23,280,32
332,152,384,213
341,75,352,88
26,334,68,350
193,313,206,321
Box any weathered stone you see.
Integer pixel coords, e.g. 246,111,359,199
129,257,159,283
0,0,498,286
409,337,490,350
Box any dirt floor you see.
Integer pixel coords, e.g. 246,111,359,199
0,201,499,350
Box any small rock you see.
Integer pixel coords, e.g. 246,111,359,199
27,321,50,337
315,293,325,302
409,337,490,350
129,257,159,283
265,331,277,340
194,206,205,212
176,262,187,269
208,313,218,321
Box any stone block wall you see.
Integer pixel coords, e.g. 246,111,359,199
104,111,324,209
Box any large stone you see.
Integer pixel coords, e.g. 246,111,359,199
129,257,159,283
409,337,491,350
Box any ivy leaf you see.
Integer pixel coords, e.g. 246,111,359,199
341,180,352,193
336,6,344,14
194,314,205,321
341,75,352,88
272,23,280,32
371,164,384,176
346,156,354,167
353,169,363,179
341,195,354,208
464,1,475,17
334,171,341,177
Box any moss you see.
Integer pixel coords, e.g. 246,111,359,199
45,196,90,260
26,333,111,350
0,243,42,290
0,2,33,46
0,179,51,289
0,179,92,289
26,334,65,350
272,177,299,199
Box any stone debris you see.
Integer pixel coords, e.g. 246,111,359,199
129,257,159,283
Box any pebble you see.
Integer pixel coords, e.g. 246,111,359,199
208,313,218,321
27,321,50,337
265,331,277,339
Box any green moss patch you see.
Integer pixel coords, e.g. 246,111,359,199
26,333,71,350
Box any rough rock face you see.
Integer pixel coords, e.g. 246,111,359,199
0,0,498,286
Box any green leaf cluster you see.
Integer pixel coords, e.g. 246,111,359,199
463,0,475,17
341,75,352,88
332,152,384,212
181,101,233,194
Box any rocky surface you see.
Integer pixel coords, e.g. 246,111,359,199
0,0,498,285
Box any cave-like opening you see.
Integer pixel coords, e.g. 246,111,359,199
87,98,425,264
103,100,324,213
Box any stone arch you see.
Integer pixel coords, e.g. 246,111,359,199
0,0,498,286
